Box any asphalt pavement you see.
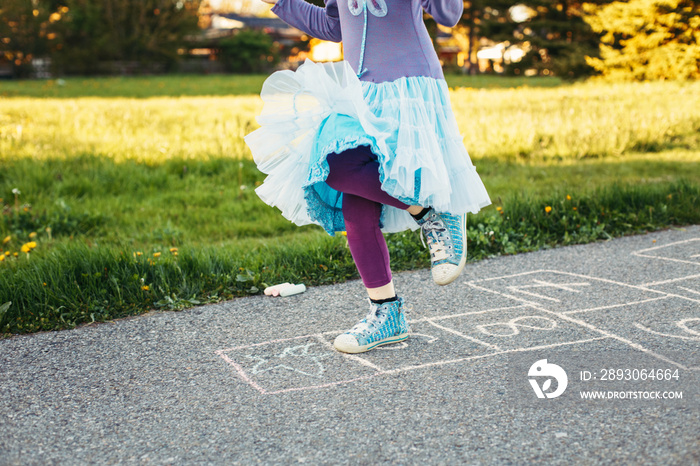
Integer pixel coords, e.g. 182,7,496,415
1,226,699,465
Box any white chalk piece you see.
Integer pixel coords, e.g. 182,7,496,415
279,284,306,297
264,283,291,296
272,283,296,296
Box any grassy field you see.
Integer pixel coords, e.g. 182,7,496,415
0,75,699,335
0,73,562,98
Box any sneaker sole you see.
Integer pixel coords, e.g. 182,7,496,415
333,332,410,354
432,214,468,286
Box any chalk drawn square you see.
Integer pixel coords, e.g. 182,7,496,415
317,320,498,373
433,305,604,352
633,238,700,266
470,271,664,313
567,297,700,369
216,336,377,394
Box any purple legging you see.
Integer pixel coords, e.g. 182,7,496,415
325,146,409,289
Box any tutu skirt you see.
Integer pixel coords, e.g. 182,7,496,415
245,59,491,235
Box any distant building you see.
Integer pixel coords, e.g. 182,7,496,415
193,4,343,68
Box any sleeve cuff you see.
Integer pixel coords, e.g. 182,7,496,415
270,0,287,16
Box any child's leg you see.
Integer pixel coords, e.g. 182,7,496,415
325,147,412,353
325,147,413,211
326,146,428,297
335,193,410,353
326,147,406,299
326,145,467,288
342,193,395,298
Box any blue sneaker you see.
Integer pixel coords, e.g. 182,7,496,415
417,209,467,285
333,298,411,354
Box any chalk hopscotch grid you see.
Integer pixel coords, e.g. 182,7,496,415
215,326,610,396
468,268,700,369
217,238,700,394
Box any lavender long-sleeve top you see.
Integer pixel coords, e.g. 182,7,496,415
271,0,462,83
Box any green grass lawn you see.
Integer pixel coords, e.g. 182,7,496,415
0,75,699,335
0,73,563,98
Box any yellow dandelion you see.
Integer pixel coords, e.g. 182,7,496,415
4,251,9,256
136,251,142,256
545,206,552,213
566,195,571,201
29,232,37,239
43,282,47,286
21,243,31,253
153,252,161,258
141,285,150,291
169,247,178,253
2,236,10,245
172,251,178,256
27,241,36,249
13,252,18,257
0,255,4,262
573,207,577,211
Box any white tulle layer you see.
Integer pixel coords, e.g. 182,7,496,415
244,59,491,235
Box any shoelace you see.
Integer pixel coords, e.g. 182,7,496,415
420,218,451,262
350,306,387,336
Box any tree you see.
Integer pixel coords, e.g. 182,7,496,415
218,28,279,73
449,0,607,78
53,0,201,74
455,0,484,74
471,0,519,73
491,0,613,79
0,0,64,77
1,0,201,76
584,0,700,80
